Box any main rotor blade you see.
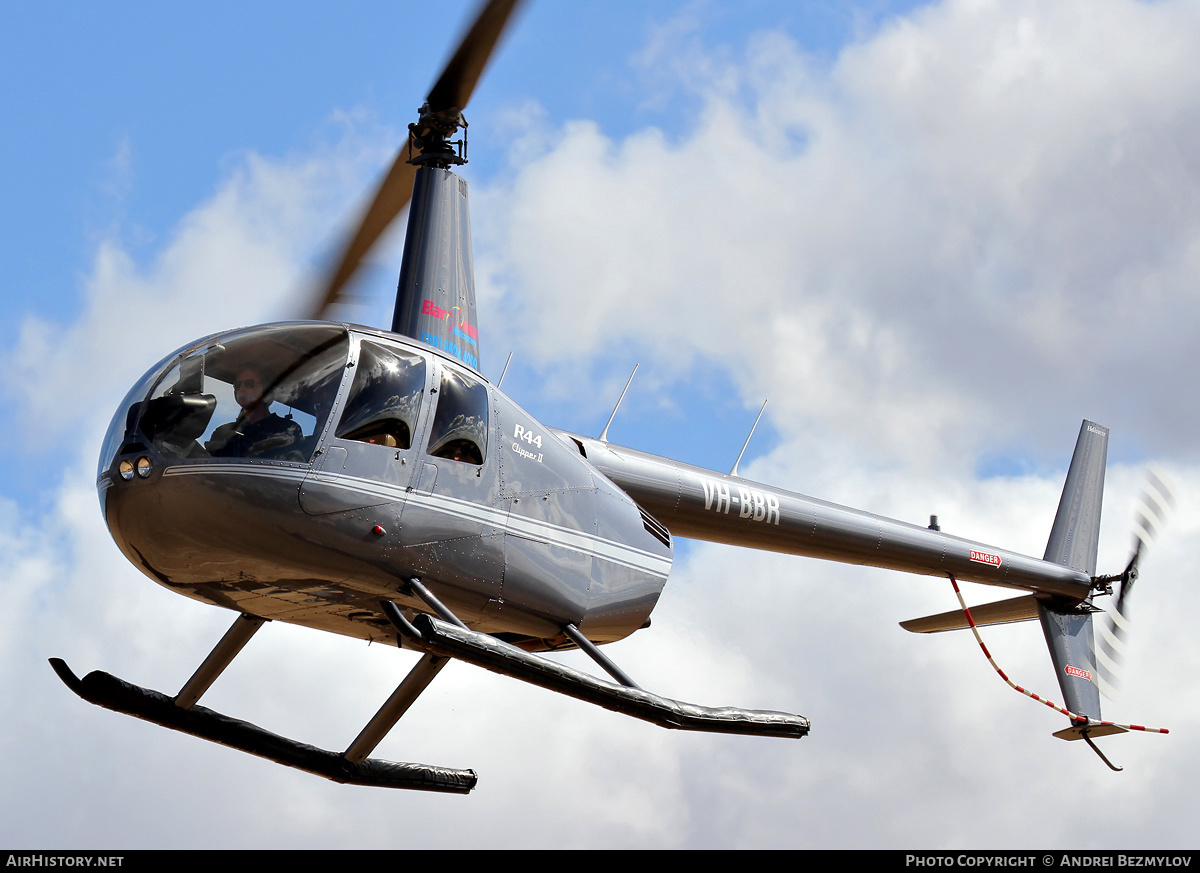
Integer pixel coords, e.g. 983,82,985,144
306,137,418,320
426,0,523,114
306,0,524,320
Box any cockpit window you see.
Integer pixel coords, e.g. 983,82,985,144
98,345,181,480
335,341,426,449
138,325,348,462
426,368,488,465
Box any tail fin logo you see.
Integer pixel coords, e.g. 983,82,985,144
969,549,1002,567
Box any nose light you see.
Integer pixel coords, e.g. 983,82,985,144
118,459,135,481
135,456,153,478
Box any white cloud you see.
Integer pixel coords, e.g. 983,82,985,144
479,0,1200,464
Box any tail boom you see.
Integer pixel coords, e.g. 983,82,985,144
563,431,1092,599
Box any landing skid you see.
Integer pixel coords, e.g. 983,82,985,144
384,590,809,739
52,578,807,790
50,658,475,792
50,608,475,793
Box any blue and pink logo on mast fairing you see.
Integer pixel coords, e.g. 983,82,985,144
422,299,478,346
420,298,479,369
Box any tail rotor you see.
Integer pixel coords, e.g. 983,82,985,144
1095,466,1175,699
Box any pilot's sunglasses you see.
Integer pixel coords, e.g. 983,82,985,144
235,378,259,389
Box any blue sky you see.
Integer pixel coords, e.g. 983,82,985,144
0,1,914,333
3,0,1200,849
0,0,923,499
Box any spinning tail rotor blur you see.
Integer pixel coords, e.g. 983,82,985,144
1095,467,1177,700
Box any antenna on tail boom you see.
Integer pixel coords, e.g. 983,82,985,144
730,400,768,478
599,364,639,443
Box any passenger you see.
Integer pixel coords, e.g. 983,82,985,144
436,438,482,465
206,366,302,458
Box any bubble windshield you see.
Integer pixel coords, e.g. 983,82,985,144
108,324,350,467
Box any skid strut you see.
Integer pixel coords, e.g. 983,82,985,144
51,610,476,793
563,622,639,689
343,653,448,764
176,614,264,709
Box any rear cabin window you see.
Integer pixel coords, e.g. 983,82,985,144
336,342,427,449
427,368,489,465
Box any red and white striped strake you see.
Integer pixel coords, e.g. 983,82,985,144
947,575,1168,735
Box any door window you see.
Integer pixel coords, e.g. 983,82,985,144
336,341,427,449
426,368,489,465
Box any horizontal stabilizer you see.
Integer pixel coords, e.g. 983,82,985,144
900,595,1041,633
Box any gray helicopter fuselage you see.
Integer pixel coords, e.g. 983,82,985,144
98,318,1095,661
98,321,671,651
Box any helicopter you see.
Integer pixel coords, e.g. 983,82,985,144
51,0,1170,791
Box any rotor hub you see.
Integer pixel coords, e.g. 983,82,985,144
410,103,468,167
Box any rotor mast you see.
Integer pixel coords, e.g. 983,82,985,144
306,0,524,376
391,107,481,371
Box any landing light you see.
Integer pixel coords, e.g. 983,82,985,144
135,457,153,478
118,460,134,481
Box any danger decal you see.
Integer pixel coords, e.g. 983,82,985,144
969,549,1002,568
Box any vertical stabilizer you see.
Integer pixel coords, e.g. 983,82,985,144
393,166,481,372
1038,420,1108,721
1044,421,1108,575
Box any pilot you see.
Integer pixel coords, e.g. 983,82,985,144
206,365,302,458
